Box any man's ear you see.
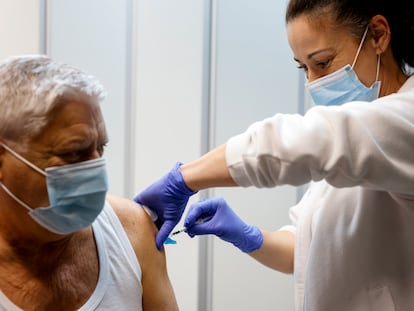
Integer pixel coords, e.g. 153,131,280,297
369,15,391,55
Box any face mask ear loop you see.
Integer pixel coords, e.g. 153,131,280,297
351,26,369,69
375,54,381,82
0,182,33,211
1,143,47,176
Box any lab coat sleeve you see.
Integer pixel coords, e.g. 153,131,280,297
226,84,414,195
279,202,299,235
278,184,313,235
278,225,296,234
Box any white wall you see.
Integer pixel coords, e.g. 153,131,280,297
47,0,131,197
1,1,301,310
210,0,297,309
0,0,41,59
133,1,207,310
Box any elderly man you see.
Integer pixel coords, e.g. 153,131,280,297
0,55,178,311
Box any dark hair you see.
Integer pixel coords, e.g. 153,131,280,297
285,0,414,74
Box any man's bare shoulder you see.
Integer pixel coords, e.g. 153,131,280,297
105,194,159,256
106,195,178,310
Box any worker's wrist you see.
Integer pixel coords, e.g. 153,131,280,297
179,162,200,192
235,225,264,253
173,162,197,195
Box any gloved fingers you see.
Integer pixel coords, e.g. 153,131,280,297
133,193,144,205
184,198,219,227
154,218,163,230
187,197,244,239
185,197,231,236
155,220,178,249
134,191,161,217
186,220,214,236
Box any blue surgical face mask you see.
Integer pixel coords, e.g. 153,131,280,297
305,27,381,106
0,143,108,235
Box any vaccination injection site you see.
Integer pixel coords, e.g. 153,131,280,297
0,0,413,310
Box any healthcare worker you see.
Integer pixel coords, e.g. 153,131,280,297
135,0,414,309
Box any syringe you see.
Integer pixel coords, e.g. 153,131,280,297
170,215,213,237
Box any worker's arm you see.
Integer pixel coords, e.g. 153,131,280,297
184,197,294,274
180,143,236,191
249,230,294,273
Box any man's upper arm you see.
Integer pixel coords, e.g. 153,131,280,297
107,195,179,311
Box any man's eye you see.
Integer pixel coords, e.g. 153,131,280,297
61,150,82,161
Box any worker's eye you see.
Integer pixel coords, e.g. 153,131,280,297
297,64,308,73
316,59,331,69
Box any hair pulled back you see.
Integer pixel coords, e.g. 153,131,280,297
286,0,414,74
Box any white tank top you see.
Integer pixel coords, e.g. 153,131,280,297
0,202,143,311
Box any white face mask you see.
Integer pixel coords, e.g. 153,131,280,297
305,27,381,106
0,143,108,235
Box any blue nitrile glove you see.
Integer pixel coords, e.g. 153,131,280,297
134,162,197,249
184,197,263,253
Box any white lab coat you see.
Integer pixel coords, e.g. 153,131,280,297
226,75,414,311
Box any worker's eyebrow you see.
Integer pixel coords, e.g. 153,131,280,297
293,48,335,63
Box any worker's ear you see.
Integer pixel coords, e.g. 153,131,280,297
368,15,391,55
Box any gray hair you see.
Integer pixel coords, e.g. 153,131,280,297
0,55,106,145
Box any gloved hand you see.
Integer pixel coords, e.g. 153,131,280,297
184,197,263,253
134,162,197,249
